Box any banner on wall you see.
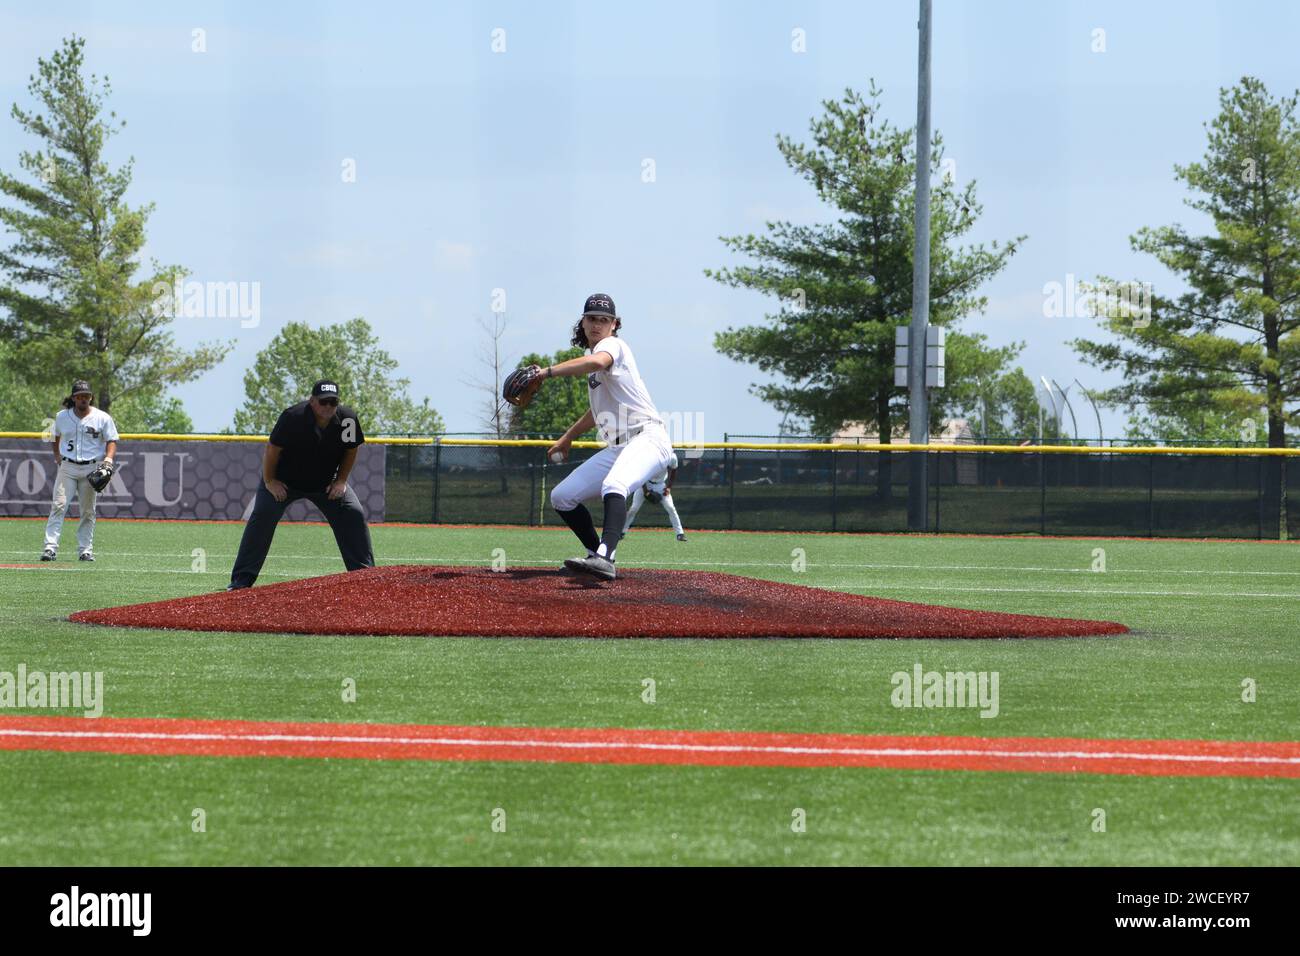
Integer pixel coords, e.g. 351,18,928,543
0,439,386,522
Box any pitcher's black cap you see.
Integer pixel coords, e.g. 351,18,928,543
582,293,617,318
71,380,93,396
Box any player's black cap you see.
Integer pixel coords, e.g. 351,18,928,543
70,380,93,396
311,380,341,399
582,293,617,318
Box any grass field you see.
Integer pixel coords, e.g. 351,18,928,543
1,516,1297,865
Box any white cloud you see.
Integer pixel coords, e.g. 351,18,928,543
976,289,1055,327
287,242,376,269
433,239,474,272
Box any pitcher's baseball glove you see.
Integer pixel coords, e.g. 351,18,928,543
503,365,545,409
87,459,115,492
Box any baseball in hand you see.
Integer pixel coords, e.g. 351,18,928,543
550,452,564,464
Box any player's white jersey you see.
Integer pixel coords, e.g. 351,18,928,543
589,337,662,443
53,407,118,461
644,453,680,493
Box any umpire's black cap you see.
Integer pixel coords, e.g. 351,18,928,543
582,293,617,318
311,380,341,399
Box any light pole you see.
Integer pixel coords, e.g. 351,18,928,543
907,0,933,532
1039,376,1060,442
1074,379,1104,447
1051,377,1080,444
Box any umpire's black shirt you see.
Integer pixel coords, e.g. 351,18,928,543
268,401,365,491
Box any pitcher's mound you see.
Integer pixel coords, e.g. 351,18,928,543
69,565,1128,639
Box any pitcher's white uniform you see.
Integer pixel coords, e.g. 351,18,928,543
550,336,674,536
624,453,685,536
45,406,118,556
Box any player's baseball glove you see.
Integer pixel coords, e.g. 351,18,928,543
87,459,115,492
503,365,545,409
642,483,663,505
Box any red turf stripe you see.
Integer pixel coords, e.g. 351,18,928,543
0,715,1296,778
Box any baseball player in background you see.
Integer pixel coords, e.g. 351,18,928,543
42,380,119,562
507,293,673,581
621,452,686,540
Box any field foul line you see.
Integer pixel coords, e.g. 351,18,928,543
1,717,1296,778
828,584,1300,599
3,728,1298,766
0,567,303,578
0,567,1284,598
1,550,1295,576
4,566,1293,598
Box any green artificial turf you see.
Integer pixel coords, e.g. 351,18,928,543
0,517,1297,865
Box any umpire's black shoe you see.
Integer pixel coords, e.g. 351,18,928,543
563,554,616,581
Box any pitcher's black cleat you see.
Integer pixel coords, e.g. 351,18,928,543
563,553,616,580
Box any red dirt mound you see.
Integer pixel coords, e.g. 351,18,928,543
68,565,1128,638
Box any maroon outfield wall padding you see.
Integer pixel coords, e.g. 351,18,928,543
69,566,1128,638
0,438,385,521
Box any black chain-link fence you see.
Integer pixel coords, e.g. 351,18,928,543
384,444,1291,539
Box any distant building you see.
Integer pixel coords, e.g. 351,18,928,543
833,419,978,484
832,418,976,445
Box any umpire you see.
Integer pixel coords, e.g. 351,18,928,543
228,380,375,589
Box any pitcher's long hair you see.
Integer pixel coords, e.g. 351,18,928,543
571,316,622,349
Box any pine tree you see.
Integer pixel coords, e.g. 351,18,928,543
706,85,1024,495
1072,77,1300,448
0,36,228,411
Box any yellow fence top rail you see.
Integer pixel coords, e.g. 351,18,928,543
2,432,1297,456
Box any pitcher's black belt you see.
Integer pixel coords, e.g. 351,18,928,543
607,420,667,446
612,426,654,446
62,457,99,465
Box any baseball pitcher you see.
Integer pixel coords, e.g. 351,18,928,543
503,293,673,581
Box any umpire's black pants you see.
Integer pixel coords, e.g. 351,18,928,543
229,482,375,589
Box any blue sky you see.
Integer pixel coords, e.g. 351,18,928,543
2,1,1296,438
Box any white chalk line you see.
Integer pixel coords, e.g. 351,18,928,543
0,727,1295,766
827,584,1300,599
1,550,1297,576
14,572,1299,598
5,567,1296,598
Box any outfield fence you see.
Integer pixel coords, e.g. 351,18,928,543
1,434,1293,539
